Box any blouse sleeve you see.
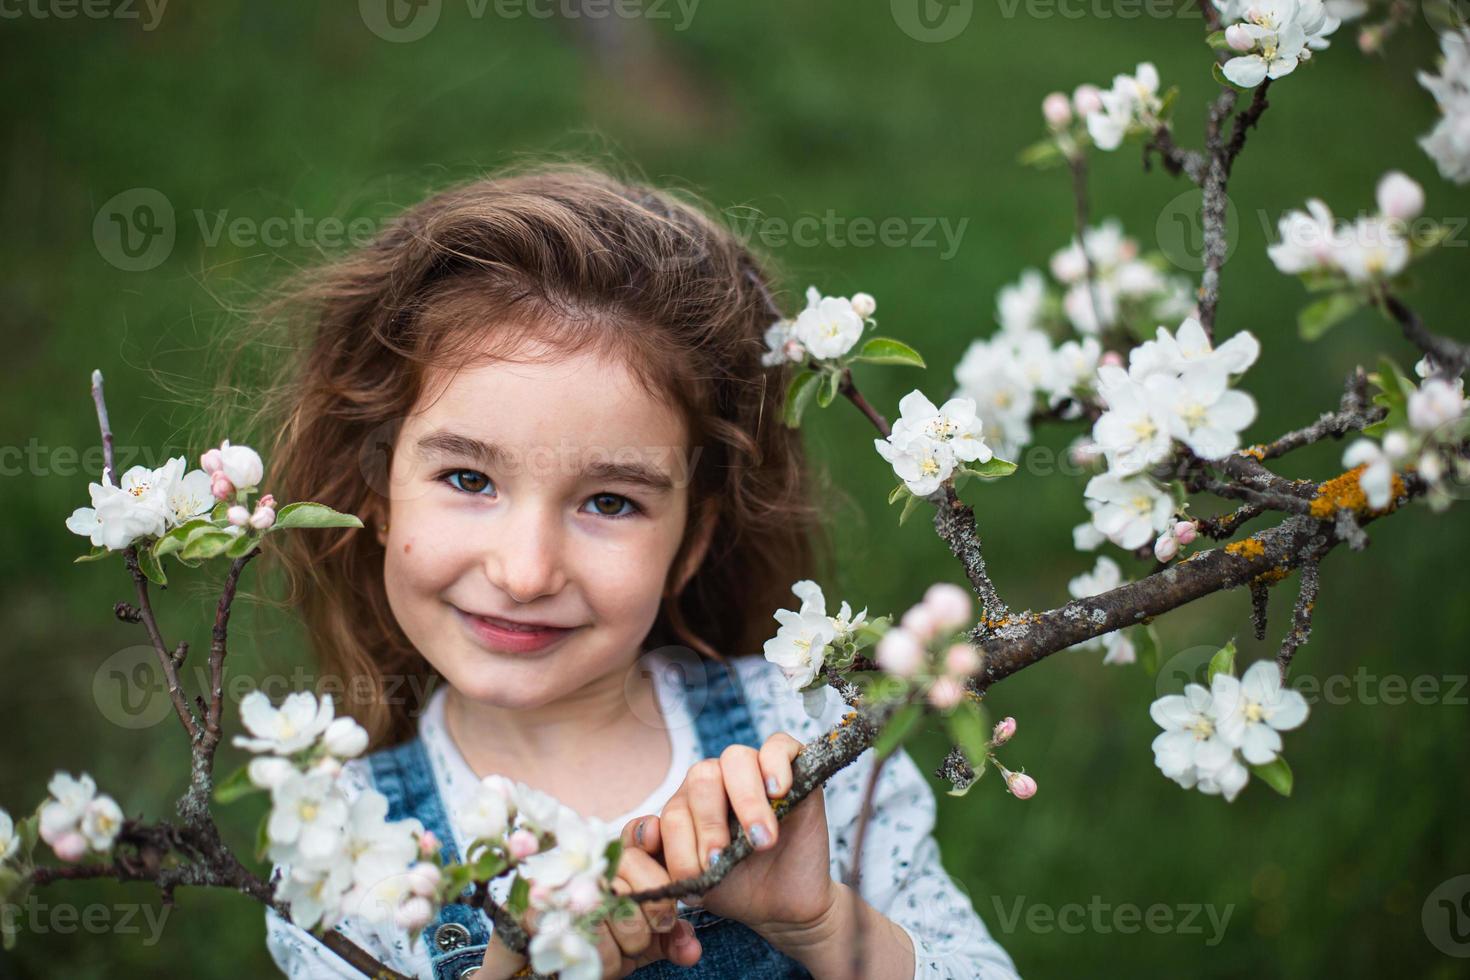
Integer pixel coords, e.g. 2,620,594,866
736,659,1022,980
264,761,422,979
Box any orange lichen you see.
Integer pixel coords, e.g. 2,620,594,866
1253,567,1289,585
1310,464,1405,519
1239,444,1267,460
1225,538,1266,560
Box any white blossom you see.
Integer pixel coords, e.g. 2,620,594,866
276,861,354,932
1408,377,1467,433
457,777,512,842
761,318,806,367
762,580,847,691
1149,680,1249,802
1086,63,1163,151
1066,557,1137,664
0,809,18,863
1418,29,1470,185
791,286,866,360
1092,366,1174,475
1342,438,1402,509
520,808,614,892
322,717,370,759
1084,472,1175,550
1147,364,1258,460
1214,661,1310,764
1220,0,1338,89
529,908,604,980
874,390,994,495
996,269,1048,334
234,691,336,756
267,771,349,863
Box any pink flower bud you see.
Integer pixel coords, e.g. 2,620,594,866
529,881,554,907
876,627,926,678
200,448,224,474
923,583,973,632
52,830,88,863
417,831,440,858
1072,83,1103,117
944,643,981,678
850,292,877,319
1005,771,1038,800
1173,520,1198,545
1357,26,1381,54
1225,24,1254,52
900,603,939,643
249,505,276,530
1042,91,1073,129
1376,171,1424,223
508,828,540,860
407,862,442,898
210,471,236,501
227,505,251,527
1100,350,1124,368
258,493,276,510
1154,532,1180,563
565,876,603,915
1068,438,1102,469
927,675,966,711
992,716,1017,745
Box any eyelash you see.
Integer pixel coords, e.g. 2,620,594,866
435,469,643,520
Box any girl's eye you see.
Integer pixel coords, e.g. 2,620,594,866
440,470,639,520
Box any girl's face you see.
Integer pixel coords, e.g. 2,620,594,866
379,343,705,709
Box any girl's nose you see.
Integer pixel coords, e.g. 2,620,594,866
485,504,567,603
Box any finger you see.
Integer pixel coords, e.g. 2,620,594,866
720,744,779,852
658,797,704,906
685,758,731,872
614,848,678,934
657,917,703,968
476,928,530,979
758,731,803,800
593,921,625,979
607,875,653,959
620,814,662,857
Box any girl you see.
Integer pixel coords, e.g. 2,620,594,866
251,165,1020,979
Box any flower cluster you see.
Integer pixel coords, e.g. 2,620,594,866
1418,28,1470,185
874,584,982,709
1078,317,1260,550
761,286,877,365
66,438,270,552
1215,0,1340,89
763,580,872,716
1150,660,1309,801
1065,557,1138,665
1047,220,1195,338
1342,357,1469,512
1268,172,1428,284
1082,63,1165,152
39,772,123,863
230,691,430,933
873,391,995,496
454,776,622,979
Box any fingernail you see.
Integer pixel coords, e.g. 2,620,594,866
765,776,780,795
634,818,645,847
655,913,675,931
674,920,695,945
706,846,722,868
748,823,771,848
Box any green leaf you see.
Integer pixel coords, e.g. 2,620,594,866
782,370,821,428
887,482,908,506
73,545,111,563
851,615,891,650
16,814,38,863
874,702,924,757
1017,138,1065,170
959,457,1018,480
850,337,926,368
1211,62,1251,92
210,500,232,523
181,528,239,561
213,764,260,805
1204,29,1229,49
271,502,365,531
1206,640,1237,683
898,491,924,526
944,700,991,773
507,874,531,918
153,518,214,558
1250,757,1294,797
1298,291,1366,341
1135,625,1162,678
225,531,260,559
254,812,271,862
603,839,623,881
136,546,167,587
473,848,509,882
816,369,840,408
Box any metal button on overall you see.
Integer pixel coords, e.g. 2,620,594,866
434,921,472,952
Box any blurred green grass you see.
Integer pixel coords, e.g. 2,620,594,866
2,2,1468,977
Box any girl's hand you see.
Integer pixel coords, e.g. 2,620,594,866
635,733,838,940
476,815,704,978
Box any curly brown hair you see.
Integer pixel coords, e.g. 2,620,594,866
223,163,837,749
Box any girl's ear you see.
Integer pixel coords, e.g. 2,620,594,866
669,498,718,596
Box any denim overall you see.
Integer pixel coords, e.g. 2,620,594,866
366,658,814,979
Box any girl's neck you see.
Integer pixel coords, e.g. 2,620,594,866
441,657,666,788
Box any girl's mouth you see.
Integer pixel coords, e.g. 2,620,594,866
455,608,578,654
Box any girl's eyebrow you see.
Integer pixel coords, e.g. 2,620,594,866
413,429,677,493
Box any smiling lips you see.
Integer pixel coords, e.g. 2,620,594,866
457,608,577,654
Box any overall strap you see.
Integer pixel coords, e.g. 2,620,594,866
682,657,762,760
366,737,490,978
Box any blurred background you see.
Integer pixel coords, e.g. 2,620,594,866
3,1,1469,977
